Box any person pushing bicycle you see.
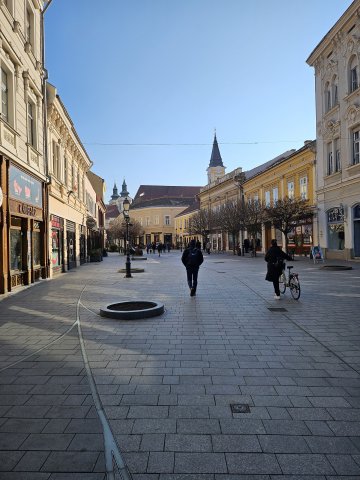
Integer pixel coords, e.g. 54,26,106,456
265,239,292,300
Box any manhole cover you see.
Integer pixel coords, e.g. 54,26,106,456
100,301,164,320
268,307,287,312
230,403,251,413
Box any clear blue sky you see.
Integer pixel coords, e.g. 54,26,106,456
44,0,353,202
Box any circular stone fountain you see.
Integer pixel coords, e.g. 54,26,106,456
100,301,164,320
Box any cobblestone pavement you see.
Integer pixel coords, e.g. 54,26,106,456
0,251,359,480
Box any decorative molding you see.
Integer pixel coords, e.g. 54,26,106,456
345,104,360,125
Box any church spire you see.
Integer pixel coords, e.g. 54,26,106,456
111,182,119,201
120,178,129,197
209,132,224,168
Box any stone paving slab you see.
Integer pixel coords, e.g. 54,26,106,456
0,252,359,477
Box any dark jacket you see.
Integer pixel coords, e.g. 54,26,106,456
181,246,204,269
265,245,292,282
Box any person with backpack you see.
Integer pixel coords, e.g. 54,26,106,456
265,239,292,299
181,239,204,296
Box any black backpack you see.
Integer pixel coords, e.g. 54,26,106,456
187,248,199,267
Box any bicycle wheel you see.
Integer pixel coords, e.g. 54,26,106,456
289,276,301,300
279,272,286,294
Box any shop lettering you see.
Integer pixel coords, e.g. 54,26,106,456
19,203,36,216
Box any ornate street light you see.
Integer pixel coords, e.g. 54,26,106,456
122,197,132,278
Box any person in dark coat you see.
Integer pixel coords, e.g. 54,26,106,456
181,239,204,296
265,239,292,299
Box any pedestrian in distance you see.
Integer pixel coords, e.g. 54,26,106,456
206,241,211,254
265,239,292,300
181,239,204,297
157,242,162,257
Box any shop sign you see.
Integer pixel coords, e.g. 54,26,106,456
19,203,37,216
9,165,43,208
51,215,63,229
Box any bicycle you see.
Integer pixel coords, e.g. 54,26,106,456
279,264,301,300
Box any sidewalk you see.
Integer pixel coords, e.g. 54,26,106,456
0,251,359,479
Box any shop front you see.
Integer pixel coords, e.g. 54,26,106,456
66,220,76,270
51,215,64,275
3,164,47,292
287,217,313,255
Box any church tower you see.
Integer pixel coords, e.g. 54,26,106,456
207,132,225,184
120,179,129,197
110,182,120,202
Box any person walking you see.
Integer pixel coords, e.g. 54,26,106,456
181,239,204,296
157,242,162,257
265,239,292,300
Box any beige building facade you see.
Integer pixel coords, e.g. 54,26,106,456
307,0,360,260
46,83,93,274
0,0,48,293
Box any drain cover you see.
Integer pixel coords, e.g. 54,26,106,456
230,403,251,413
268,307,287,312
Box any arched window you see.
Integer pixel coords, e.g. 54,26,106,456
349,55,359,93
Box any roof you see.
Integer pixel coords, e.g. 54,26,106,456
175,200,200,218
87,171,105,201
209,134,224,168
131,185,201,209
243,141,315,182
105,204,120,220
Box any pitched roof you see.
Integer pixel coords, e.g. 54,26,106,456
244,149,296,181
131,185,201,209
175,199,200,217
209,134,224,168
105,204,120,220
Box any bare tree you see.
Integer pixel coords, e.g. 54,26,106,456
108,216,142,250
217,198,245,254
189,208,215,245
243,199,266,256
265,197,313,253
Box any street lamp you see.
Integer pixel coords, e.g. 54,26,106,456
122,197,132,278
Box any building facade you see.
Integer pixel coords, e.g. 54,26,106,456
307,0,360,260
129,185,201,247
46,83,93,275
0,0,48,293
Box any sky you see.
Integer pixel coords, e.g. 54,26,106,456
44,0,353,203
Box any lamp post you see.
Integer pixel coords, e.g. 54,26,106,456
122,197,132,278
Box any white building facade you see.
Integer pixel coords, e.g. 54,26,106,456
307,0,360,260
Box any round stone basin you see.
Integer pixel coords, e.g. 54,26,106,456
100,301,164,320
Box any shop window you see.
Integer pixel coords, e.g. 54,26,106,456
10,228,22,271
33,229,41,266
327,207,345,250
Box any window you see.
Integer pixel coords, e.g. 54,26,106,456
332,76,338,106
139,218,143,226
52,141,61,178
353,129,360,165
165,215,170,225
350,55,358,93
25,5,34,51
272,187,278,204
334,139,341,172
1,68,8,122
64,156,68,186
154,215,159,225
27,100,36,147
300,176,308,200
327,143,333,175
325,82,331,112
287,181,294,199
265,190,270,207
145,217,150,226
